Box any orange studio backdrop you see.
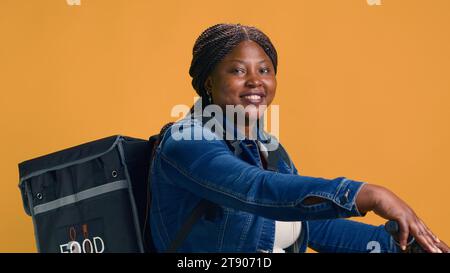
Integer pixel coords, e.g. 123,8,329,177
1,0,449,252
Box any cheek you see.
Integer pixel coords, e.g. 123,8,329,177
214,79,242,101
265,79,277,104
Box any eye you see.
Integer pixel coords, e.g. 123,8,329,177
260,67,270,74
231,67,245,75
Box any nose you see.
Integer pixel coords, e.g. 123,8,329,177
245,71,262,88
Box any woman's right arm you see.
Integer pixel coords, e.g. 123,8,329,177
156,122,365,221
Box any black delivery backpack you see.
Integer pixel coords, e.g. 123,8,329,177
18,135,159,253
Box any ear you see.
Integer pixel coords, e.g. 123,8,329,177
204,76,213,94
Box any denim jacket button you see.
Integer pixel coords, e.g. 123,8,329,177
340,189,350,204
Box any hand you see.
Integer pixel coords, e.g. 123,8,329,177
356,184,443,253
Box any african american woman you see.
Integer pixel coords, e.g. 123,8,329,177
149,23,449,253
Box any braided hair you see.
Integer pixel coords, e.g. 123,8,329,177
189,23,278,100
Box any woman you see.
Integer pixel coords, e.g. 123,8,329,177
150,23,448,253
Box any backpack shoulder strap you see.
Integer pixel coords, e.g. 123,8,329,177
165,199,211,253
266,143,291,172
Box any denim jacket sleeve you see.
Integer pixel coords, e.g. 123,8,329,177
157,121,367,221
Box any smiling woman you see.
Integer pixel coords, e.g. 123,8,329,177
204,40,276,137
189,24,278,139
149,23,449,253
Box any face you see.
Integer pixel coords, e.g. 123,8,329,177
204,40,277,121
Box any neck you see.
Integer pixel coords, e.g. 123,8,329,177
235,118,258,140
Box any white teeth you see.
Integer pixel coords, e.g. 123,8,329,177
244,95,261,100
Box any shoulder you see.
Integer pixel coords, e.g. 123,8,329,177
158,117,230,160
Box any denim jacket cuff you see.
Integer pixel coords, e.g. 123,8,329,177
332,179,367,217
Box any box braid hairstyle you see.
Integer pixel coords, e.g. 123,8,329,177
189,23,278,108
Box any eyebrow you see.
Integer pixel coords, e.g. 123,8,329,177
228,59,268,64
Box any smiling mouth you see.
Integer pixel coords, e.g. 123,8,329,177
240,94,265,104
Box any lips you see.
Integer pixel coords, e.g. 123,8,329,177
240,91,266,105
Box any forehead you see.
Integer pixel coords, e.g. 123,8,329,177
221,40,270,62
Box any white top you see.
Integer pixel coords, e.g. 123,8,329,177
256,141,302,253
273,221,302,253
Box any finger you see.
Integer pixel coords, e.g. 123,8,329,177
436,241,450,253
416,219,441,253
412,220,438,253
419,218,440,243
412,224,439,253
397,220,410,251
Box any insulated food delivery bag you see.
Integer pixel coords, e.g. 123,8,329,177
18,135,153,253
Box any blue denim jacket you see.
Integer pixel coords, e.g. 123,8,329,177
150,113,399,253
